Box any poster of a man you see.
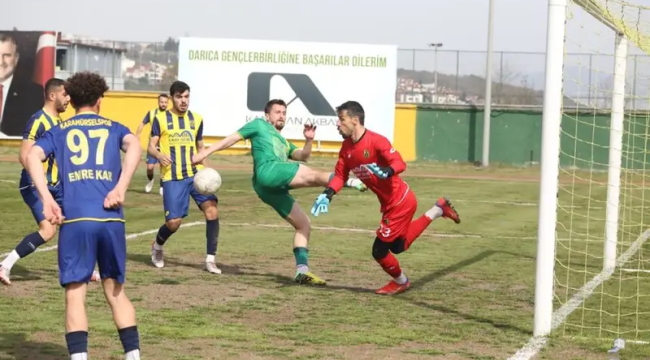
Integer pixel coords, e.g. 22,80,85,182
0,31,56,138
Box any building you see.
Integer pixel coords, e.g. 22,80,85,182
55,34,127,90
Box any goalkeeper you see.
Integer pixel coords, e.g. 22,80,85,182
192,99,367,285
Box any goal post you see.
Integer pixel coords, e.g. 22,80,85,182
535,0,650,343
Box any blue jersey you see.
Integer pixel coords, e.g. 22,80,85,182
34,112,132,223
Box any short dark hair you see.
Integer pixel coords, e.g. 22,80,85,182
44,78,65,97
65,72,109,109
264,99,287,114
336,101,365,125
169,81,189,96
0,33,17,46
158,93,168,100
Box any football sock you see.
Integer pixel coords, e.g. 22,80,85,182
13,232,46,262
293,247,309,273
155,224,174,247
403,215,433,250
376,253,402,278
65,331,88,358
345,178,363,188
146,171,153,181
118,326,140,354
206,219,219,256
125,350,141,360
1,250,20,270
395,273,408,285
425,206,443,220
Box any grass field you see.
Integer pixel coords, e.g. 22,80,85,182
1,146,650,359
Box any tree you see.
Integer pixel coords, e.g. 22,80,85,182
164,37,179,52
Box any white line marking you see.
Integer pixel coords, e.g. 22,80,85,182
0,221,204,257
0,179,15,183
0,221,534,258
507,229,650,360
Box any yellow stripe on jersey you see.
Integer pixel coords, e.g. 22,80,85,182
27,110,61,185
152,110,205,182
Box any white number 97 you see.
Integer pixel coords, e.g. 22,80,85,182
66,129,109,165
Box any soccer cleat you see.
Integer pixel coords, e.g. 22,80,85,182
0,264,11,285
436,197,461,224
90,270,101,282
151,241,165,268
145,179,154,193
294,271,327,285
205,261,222,274
356,182,368,192
375,279,411,295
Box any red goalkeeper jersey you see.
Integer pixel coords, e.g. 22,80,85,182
328,129,409,212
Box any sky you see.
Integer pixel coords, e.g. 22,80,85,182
4,0,650,81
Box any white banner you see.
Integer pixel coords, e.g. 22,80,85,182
178,37,397,142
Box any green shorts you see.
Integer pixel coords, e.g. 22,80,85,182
253,162,300,218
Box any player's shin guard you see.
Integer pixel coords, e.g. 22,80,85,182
376,252,403,278
65,331,88,359
403,215,433,250
155,224,174,246
206,218,219,255
293,247,309,273
118,326,140,359
15,232,46,259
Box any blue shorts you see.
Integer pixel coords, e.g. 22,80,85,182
146,153,159,165
20,184,63,225
58,221,126,287
163,177,218,221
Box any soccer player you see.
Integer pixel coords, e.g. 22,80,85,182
191,99,367,285
311,101,461,295
135,93,168,195
25,71,142,359
0,78,98,285
148,81,221,274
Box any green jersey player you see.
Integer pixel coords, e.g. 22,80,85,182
192,99,367,285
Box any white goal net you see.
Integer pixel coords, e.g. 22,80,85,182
540,0,650,344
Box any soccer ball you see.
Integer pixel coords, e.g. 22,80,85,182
193,168,222,195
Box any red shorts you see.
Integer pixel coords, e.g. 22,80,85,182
376,189,418,242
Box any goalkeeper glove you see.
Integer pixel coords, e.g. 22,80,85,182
311,188,335,217
365,163,395,179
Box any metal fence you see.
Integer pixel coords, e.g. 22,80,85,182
69,39,650,108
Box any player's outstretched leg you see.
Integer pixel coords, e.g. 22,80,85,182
285,202,326,285
395,197,462,254
288,164,367,191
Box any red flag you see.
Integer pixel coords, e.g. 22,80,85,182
33,31,56,87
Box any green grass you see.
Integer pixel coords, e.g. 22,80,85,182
1,147,650,359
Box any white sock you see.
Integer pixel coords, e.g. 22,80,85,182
1,250,20,270
297,264,309,274
394,273,408,285
425,206,443,221
206,254,215,263
153,242,163,251
346,178,361,187
125,349,140,360
71,353,88,360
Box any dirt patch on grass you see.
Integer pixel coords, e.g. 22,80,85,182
135,282,269,310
